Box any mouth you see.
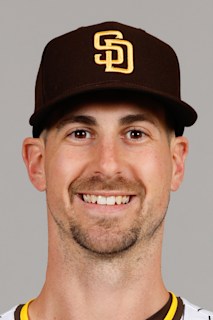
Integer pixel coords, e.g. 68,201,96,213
80,194,132,206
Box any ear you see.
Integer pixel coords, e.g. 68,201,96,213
170,136,189,191
22,137,46,191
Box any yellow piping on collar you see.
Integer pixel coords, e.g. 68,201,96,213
20,299,34,320
164,292,178,320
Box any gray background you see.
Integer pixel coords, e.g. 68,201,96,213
0,0,212,313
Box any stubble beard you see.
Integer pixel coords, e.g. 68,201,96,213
69,204,168,259
70,213,142,257
49,175,169,259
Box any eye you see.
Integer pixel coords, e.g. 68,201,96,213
68,129,92,139
126,129,146,140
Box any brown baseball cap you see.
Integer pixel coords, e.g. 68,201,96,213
29,21,197,137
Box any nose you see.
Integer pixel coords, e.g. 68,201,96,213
92,137,123,177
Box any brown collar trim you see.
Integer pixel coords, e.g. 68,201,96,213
14,305,24,320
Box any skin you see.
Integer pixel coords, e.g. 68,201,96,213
22,99,188,320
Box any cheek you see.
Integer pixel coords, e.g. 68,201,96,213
44,151,79,220
45,147,92,200
133,148,173,196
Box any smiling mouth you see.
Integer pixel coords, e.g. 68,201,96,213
81,194,131,205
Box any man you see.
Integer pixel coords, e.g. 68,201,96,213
1,21,212,320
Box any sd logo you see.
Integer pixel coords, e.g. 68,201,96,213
94,30,134,74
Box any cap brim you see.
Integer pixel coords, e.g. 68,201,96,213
30,82,197,137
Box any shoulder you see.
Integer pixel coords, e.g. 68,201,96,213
0,306,17,320
182,298,213,319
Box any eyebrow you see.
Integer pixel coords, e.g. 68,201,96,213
119,114,157,126
56,115,97,129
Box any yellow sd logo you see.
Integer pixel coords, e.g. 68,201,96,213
94,30,134,74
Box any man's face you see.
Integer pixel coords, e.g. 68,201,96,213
25,99,187,256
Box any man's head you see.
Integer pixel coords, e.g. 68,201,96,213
22,22,195,258
29,21,197,138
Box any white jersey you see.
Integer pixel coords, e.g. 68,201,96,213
0,306,17,320
1,299,212,319
182,299,213,319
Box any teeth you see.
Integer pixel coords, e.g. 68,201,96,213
122,196,129,204
91,195,96,203
106,196,115,205
97,196,107,205
116,196,122,205
82,194,130,205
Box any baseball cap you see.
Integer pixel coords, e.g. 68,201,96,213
29,21,197,137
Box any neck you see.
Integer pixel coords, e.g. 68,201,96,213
29,217,168,320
